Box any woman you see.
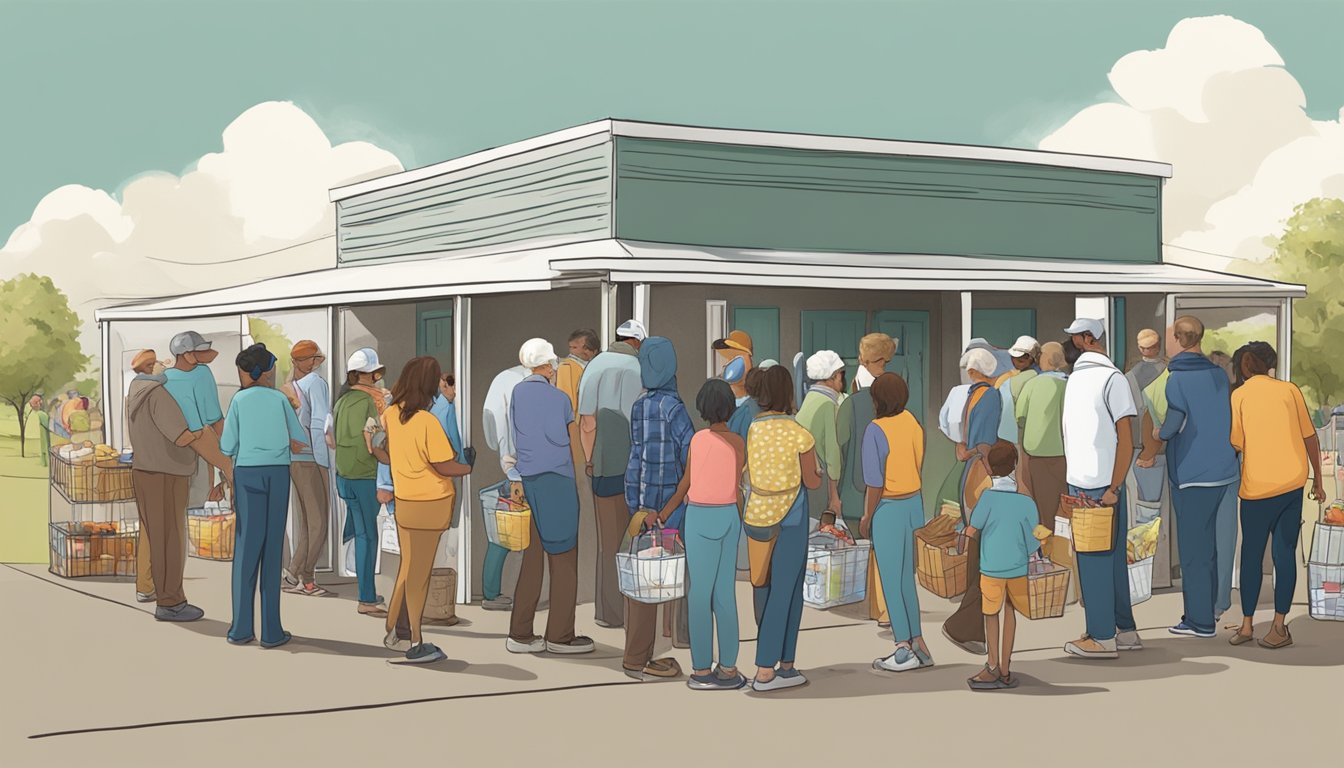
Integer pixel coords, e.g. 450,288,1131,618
372,356,473,664
220,343,309,649
742,365,822,692
658,379,747,690
1227,342,1325,649
860,373,933,672
332,348,390,617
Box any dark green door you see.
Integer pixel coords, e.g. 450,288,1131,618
873,310,929,425
417,308,453,369
800,310,866,385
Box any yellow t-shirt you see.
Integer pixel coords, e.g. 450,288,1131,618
556,359,584,417
382,404,457,502
1230,376,1315,500
874,411,925,497
744,414,816,527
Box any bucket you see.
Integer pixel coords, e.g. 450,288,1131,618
424,567,457,621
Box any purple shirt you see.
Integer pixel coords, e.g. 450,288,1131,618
510,375,576,479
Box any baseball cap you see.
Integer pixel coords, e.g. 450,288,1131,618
713,330,753,355
169,331,212,357
615,319,648,341
131,349,157,373
519,338,559,369
1064,318,1105,339
291,340,323,359
806,350,845,380
346,347,384,374
1008,335,1039,358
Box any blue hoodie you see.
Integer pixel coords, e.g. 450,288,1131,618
1159,352,1239,489
625,338,695,529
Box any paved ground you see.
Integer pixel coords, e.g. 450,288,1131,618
2,536,1341,767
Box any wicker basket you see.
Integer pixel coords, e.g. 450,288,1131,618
478,481,531,552
804,535,870,609
1026,558,1070,620
187,506,235,561
49,520,138,578
916,530,968,598
51,450,134,504
1070,506,1115,553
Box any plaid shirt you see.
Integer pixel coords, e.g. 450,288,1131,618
624,388,694,528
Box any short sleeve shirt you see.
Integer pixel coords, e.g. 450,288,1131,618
1062,353,1138,489
1230,376,1316,500
861,412,924,497
163,365,224,432
383,404,457,502
969,489,1043,578
333,391,379,480
744,415,815,527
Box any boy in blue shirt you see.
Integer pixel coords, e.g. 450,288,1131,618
963,440,1052,690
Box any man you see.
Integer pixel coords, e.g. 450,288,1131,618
1149,317,1239,638
1127,328,1170,517
284,340,332,597
30,395,49,467
996,335,1041,492
796,350,846,521
506,338,594,656
577,319,646,628
163,331,231,505
128,353,161,604
623,336,694,681
481,362,531,611
1013,342,1069,526
1061,318,1141,659
126,349,209,622
556,329,599,416
713,330,755,399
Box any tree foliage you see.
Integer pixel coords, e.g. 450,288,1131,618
247,317,294,384
0,275,90,456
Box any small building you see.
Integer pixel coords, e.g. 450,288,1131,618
96,119,1306,601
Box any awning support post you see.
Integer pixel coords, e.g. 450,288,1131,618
100,321,114,447
634,283,651,333
454,295,473,604
960,291,972,352
600,280,615,351
1279,296,1293,382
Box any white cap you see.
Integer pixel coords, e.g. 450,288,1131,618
960,348,998,377
615,319,648,341
1064,318,1105,339
1008,335,1040,358
806,350,845,380
519,338,559,369
346,347,384,373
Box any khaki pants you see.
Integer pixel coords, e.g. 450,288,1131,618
593,493,629,627
510,517,579,644
131,469,190,608
289,463,330,584
136,526,154,595
383,498,452,645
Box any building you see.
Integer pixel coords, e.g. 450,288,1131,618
95,119,1307,601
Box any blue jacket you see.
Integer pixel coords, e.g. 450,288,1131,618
625,338,694,529
1159,352,1239,489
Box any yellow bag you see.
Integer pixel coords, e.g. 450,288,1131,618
1071,506,1115,554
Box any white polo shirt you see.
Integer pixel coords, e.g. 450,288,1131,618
1062,352,1137,489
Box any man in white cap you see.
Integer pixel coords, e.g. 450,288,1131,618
163,330,232,505
576,319,646,627
1061,318,1141,659
796,350,847,522
332,348,392,619
995,335,1041,491
507,338,594,655
481,356,532,612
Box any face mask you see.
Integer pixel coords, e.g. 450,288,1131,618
722,356,746,384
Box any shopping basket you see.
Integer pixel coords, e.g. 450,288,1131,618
1308,504,1344,621
804,532,870,609
915,527,968,598
1061,494,1114,553
478,481,531,552
1128,556,1154,605
616,527,686,604
187,502,236,560
1026,556,1070,620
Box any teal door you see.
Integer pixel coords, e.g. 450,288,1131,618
873,310,929,424
971,308,1037,349
732,306,780,366
417,308,453,368
800,310,866,385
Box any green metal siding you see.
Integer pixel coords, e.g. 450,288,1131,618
614,137,1160,262
337,141,613,265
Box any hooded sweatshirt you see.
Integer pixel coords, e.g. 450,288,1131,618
127,374,197,476
1159,352,1239,489
625,337,694,528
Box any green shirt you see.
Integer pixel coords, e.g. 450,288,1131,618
333,390,379,480
836,388,876,521
1143,369,1171,427
797,388,843,480
1014,371,1066,457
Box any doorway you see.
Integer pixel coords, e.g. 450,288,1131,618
873,310,929,424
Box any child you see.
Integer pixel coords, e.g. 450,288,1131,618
962,440,1051,690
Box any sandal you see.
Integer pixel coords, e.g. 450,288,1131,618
997,673,1020,690
1228,630,1255,646
1257,627,1293,649
967,664,999,689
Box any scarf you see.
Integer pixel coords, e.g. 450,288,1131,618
353,384,388,416
991,475,1018,493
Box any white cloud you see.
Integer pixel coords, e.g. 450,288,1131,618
1040,15,1341,270
0,101,402,354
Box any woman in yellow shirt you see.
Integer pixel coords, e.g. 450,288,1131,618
373,357,474,664
1227,342,1324,649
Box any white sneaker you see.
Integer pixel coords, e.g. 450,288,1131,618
873,646,921,672
1116,631,1144,651
506,636,547,654
1064,636,1118,659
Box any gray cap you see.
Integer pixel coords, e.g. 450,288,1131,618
169,331,212,356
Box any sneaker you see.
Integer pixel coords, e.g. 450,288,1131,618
384,628,412,653
688,666,746,690
395,642,446,665
625,657,683,681
942,626,987,656
358,602,389,618
1064,636,1118,659
877,621,892,629
481,596,514,612
776,668,806,683
1169,621,1216,639
1116,630,1144,651
593,618,622,628
506,635,546,654
136,591,156,603
751,670,807,692
873,646,921,672
914,646,936,669
154,602,204,623
260,632,293,649
546,636,596,655
282,569,299,588
283,582,308,594
227,634,255,646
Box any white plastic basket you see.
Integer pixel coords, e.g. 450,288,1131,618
1308,562,1344,621
616,529,686,605
1128,556,1154,605
804,533,870,609
1309,523,1344,566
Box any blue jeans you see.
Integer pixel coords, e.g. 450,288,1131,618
1214,479,1239,618
872,495,924,644
482,542,509,601
1239,488,1303,616
230,466,291,645
1170,483,1234,633
336,476,380,604
684,503,742,670
1070,483,1136,642
753,491,807,668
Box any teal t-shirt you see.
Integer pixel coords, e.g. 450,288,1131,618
969,489,1042,579
163,365,224,432
220,386,308,467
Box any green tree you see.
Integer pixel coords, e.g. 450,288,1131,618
247,317,294,384
0,275,90,456
1265,198,1344,414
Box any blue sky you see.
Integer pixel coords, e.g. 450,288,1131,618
2,0,1341,238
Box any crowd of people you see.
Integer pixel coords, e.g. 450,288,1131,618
121,313,1327,690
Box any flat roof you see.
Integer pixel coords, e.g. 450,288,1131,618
330,119,1173,202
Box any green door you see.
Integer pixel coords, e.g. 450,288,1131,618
873,310,929,425
417,308,453,368
800,310,866,385
971,308,1037,349
732,306,780,366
